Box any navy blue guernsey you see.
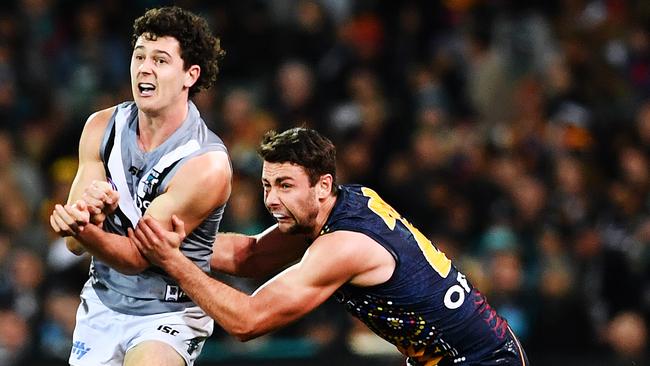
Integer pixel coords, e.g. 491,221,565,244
324,185,510,366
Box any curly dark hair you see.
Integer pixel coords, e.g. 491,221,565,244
258,127,338,192
132,6,225,98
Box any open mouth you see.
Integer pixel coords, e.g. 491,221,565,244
272,213,290,221
138,82,156,96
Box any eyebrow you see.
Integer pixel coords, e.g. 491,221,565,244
262,176,293,184
133,45,173,58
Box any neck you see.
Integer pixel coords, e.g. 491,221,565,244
137,100,189,151
310,193,338,239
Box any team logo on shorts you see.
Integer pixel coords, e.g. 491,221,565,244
187,338,204,355
71,340,91,359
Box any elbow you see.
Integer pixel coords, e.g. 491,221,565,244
65,238,86,256
224,309,265,342
116,267,145,276
115,262,148,275
229,327,262,343
235,333,257,342
113,257,149,275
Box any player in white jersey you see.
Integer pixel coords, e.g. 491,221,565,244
49,7,230,366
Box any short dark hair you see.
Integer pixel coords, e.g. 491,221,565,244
132,6,225,98
258,128,337,190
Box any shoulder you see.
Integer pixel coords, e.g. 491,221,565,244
80,106,117,143
166,150,232,204
178,151,231,185
85,106,117,131
312,231,378,257
78,106,117,155
308,231,381,270
310,230,395,287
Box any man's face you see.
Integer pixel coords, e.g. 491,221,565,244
130,35,193,114
262,161,319,235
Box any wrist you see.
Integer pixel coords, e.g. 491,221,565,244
160,249,189,275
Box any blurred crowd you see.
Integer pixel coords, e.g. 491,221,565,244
0,0,650,365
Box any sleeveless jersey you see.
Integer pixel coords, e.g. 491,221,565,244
325,185,510,366
90,101,227,315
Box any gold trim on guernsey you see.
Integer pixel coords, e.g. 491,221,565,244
508,326,527,366
398,344,443,366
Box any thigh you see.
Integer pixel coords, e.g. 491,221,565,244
125,306,213,366
124,341,185,366
69,284,125,366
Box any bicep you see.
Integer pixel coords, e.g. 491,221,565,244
145,151,231,232
63,109,112,254
253,263,343,320
249,238,361,329
67,111,111,204
67,161,106,204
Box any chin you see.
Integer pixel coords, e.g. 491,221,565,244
277,223,293,234
285,223,311,235
134,99,159,114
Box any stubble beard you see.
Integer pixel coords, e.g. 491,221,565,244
283,205,319,236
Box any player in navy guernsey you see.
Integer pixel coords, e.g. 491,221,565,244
131,127,528,366
326,185,524,365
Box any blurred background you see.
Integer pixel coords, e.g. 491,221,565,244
0,0,649,365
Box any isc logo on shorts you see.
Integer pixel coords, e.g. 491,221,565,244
157,325,180,336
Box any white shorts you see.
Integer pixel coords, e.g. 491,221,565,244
69,282,214,366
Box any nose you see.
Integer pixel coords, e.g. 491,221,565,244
264,187,280,208
138,57,154,74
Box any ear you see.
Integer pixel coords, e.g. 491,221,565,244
184,65,201,88
317,174,333,200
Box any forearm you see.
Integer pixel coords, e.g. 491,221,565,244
76,224,149,274
211,225,308,278
212,232,256,276
212,233,292,278
166,252,264,340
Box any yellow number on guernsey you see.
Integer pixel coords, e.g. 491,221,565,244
362,187,451,278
